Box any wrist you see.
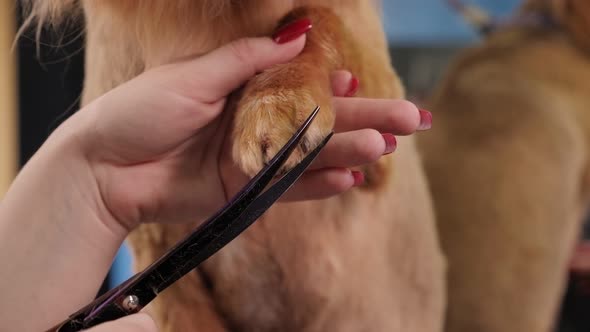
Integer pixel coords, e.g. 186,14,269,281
47,109,131,238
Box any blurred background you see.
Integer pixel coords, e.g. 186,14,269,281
1,0,588,331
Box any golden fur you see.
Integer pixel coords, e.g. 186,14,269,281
419,0,590,331
24,1,446,331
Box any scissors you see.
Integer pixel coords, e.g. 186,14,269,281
45,106,332,331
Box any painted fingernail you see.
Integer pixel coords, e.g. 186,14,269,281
418,110,433,131
272,18,313,44
345,76,360,97
352,171,365,186
382,133,397,155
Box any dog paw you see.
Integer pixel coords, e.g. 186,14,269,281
232,67,333,176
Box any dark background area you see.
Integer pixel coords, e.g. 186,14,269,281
17,16,85,165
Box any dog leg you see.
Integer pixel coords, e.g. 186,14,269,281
232,7,338,176
223,5,446,332
232,5,403,179
421,87,587,332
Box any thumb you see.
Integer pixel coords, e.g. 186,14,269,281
84,313,158,332
176,34,307,103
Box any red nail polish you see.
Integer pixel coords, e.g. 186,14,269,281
345,76,360,97
382,133,397,155
418,110,433,131
272,18,313,44
352,171,365,186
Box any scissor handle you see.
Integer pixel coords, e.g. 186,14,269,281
42,274,141,331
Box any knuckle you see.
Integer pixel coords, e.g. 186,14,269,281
327,170,355,192
354,130,383,162
229,38,257,74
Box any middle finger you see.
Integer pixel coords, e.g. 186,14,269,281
333,97,422,134
310,129,396,170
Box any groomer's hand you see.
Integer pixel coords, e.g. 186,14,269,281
62,33,429,231
85,314,158,332
0,33,430,331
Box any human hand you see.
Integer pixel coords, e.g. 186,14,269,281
0,32,430,332
63,34,429,232
84,314,158,332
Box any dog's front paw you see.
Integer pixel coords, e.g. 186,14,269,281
232,68,333,176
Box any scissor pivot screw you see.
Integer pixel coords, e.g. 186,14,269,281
122,295,140,311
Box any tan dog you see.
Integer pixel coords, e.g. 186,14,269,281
420,0,590,331
24,1,446,331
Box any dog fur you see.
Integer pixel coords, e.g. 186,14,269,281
23,1,446,331
419,0,590,331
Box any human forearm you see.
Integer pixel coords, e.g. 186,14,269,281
0,111,127,330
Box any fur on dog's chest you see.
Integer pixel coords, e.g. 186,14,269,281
196,194,417,331
201,214,343,330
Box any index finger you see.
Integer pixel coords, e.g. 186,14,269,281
179,36,307,103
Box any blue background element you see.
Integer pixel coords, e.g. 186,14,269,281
384,0,522,44
110,243,134,288
108,0,524,289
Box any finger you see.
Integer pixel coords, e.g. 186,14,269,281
333,98,423,134
85,313,158,332
310,129,394,170
330,70,353,97
184,35,307,103
282,168,361,201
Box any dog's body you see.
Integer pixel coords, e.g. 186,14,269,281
26,1,446,331
420,0,590,331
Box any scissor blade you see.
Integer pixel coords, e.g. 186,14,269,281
206,132,333,251
179,132,333,262
224,105,322,214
